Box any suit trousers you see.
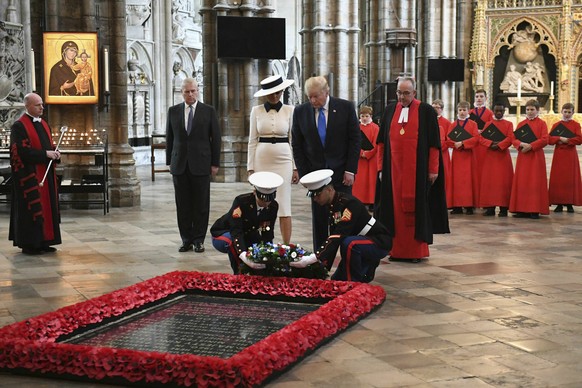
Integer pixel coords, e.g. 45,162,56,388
172,168,210,246
311,183,352,251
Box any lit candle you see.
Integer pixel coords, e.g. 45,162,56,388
517,78,521,99
30,49,36,91
103,48,110,92
550,81,554,96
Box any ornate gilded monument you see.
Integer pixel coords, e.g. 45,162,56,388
470,0,582,116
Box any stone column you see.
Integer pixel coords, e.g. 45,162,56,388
301,0,359,100
106,0,141,206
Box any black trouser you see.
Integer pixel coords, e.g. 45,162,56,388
173,170,210,245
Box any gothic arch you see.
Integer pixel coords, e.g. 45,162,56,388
128,41,153,84
488,17,558,66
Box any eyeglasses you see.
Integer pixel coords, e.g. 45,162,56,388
396,90,413,96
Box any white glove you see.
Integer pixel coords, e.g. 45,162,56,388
289,253,318,268
239,251,266,269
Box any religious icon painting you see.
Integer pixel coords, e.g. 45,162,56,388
43,32,99,104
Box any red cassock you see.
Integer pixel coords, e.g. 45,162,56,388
385,100,439,258
353,121,379,204
509,117,549,214
548,119,582,206
438,115,452,207
478,119,515,207
470,107,494,188
445,119,480,207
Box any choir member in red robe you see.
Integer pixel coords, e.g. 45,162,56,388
375,77,449,263
470,89,494,191
432,99,452,208
9,93,62,254
548,103,582,213
509,99,549,219
353,105,379,208
446,101,480,215
478,102,514,216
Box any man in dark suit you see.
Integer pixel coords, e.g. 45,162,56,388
292,76,361,251
166,78,221,253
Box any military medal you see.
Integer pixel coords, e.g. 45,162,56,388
400,127,405,135
265,226,270,231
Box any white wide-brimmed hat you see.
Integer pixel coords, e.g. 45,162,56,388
299,169,334,197
254,75,295,97
248,171,284,201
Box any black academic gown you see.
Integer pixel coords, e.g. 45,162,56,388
375,101,450,244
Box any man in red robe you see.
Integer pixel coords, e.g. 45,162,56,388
478,102,515,216
509,99,549,219
548,102,582,212
375,77,449,263
9,93,62,254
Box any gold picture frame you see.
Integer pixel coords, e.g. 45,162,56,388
43,32,99,104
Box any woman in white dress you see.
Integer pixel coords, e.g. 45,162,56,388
248,75,299,244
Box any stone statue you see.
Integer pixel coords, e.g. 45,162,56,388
500,64,521,93
521,62,544,93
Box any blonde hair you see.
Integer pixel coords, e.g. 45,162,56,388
359,105,373,115
457,101,470,110
304,76,329,96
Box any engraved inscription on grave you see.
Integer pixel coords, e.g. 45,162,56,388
62,294,321,358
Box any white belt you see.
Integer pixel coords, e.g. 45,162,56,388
358,217,376,236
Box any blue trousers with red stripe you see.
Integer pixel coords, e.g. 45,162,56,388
212,232,240,274
332,236,388,283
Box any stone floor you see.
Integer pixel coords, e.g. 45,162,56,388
0,166,581,387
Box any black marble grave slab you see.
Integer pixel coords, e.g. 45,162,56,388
60,294,321,358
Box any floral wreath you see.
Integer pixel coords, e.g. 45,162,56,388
239,242,328,279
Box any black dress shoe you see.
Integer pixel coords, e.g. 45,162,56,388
194,242,205,253
450,207,463,215
567,205,574,213
483,208,495,216
498,208,508,217
42,246,57,252
512,212,528,218
22,247,43,255
530,213,540,219
389,257,422,263
179,243,193,252
554,205,563,213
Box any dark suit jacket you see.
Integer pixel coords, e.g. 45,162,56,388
166,101,221,175
291,96,361,185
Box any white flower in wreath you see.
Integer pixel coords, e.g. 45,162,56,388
291,252,297,259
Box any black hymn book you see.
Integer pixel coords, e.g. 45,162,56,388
549,123,576,138
360,130,374,151
448,125,473,141
514,124,538,143
481,123,506,142
469,113,486,129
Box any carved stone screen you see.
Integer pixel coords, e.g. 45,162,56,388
60,294,322,358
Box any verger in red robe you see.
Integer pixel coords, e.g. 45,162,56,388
478,119,515,208
437,115,452,207
9,115,61,250
445,118,480,208
548,119,582,206
353,121,379,205
375,99,449,260
509,117,549,214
